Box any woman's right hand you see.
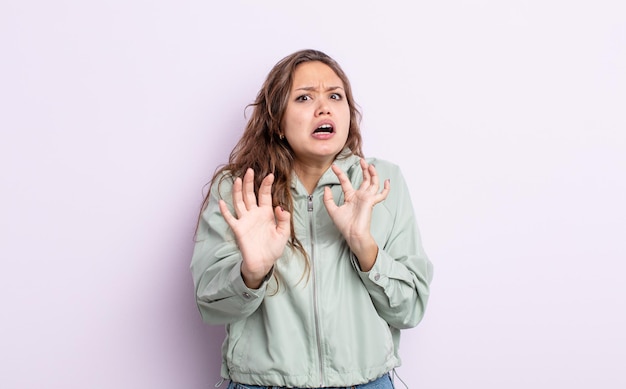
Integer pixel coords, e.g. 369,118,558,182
218,168,291,289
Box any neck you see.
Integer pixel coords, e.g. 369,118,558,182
294,160,332,194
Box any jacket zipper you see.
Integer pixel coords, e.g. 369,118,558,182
308,194,325,386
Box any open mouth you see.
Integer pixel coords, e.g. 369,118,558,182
313,123,334,134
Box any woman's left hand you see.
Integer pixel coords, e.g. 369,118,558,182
323,158,390,271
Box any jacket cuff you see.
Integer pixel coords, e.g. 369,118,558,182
230,263,269,302
351,251,390,289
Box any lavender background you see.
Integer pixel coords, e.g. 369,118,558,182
2,1,625,388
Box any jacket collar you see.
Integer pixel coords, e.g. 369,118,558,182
290,148,361,192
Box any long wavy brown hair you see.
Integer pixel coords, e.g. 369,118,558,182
198,49,364,281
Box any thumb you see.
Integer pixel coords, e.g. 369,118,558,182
323,186,338,214
274,205,291,235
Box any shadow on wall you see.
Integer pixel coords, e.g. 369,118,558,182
146,221,227,386
172,251,226,386
177,96,248,386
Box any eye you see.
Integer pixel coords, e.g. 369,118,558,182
330,93,343,100
295,95,311,102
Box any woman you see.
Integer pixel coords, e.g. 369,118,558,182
191,49,433,389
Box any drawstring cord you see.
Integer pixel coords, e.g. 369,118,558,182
391,368,409,389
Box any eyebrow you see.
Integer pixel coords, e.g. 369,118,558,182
294,86,345,92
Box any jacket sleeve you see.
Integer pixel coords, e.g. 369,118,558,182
190,175,269,325
351,163,434,329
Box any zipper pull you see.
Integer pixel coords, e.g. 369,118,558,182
307,195,313,212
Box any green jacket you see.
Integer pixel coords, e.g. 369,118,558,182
191,152,433,387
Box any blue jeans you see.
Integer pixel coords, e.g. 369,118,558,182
227,373,394,389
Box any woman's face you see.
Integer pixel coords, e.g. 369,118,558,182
281,61,350,169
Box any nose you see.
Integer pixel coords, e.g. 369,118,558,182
316,101,331,116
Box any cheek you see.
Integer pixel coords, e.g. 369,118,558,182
341,111,352,130
284,111,307,132
339,105,351,122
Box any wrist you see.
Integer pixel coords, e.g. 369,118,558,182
241,264,274,289
351,238,378,272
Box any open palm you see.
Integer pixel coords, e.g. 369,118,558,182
219,168,290,288
323,159,390,249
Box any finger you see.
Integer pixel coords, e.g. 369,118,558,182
258,173,275,208
374,179,391,204
359,159,371,190
231,177,247,217
331,164,355,196
274,205,291,237
219,199,238,227
322,186,338,215
242,168,257,209
368,164,380,193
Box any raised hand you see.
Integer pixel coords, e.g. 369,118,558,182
219,168,291,288
323,159,390,271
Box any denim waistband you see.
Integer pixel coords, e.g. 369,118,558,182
227,372,394,389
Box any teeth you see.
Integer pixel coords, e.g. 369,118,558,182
315,124,333,133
